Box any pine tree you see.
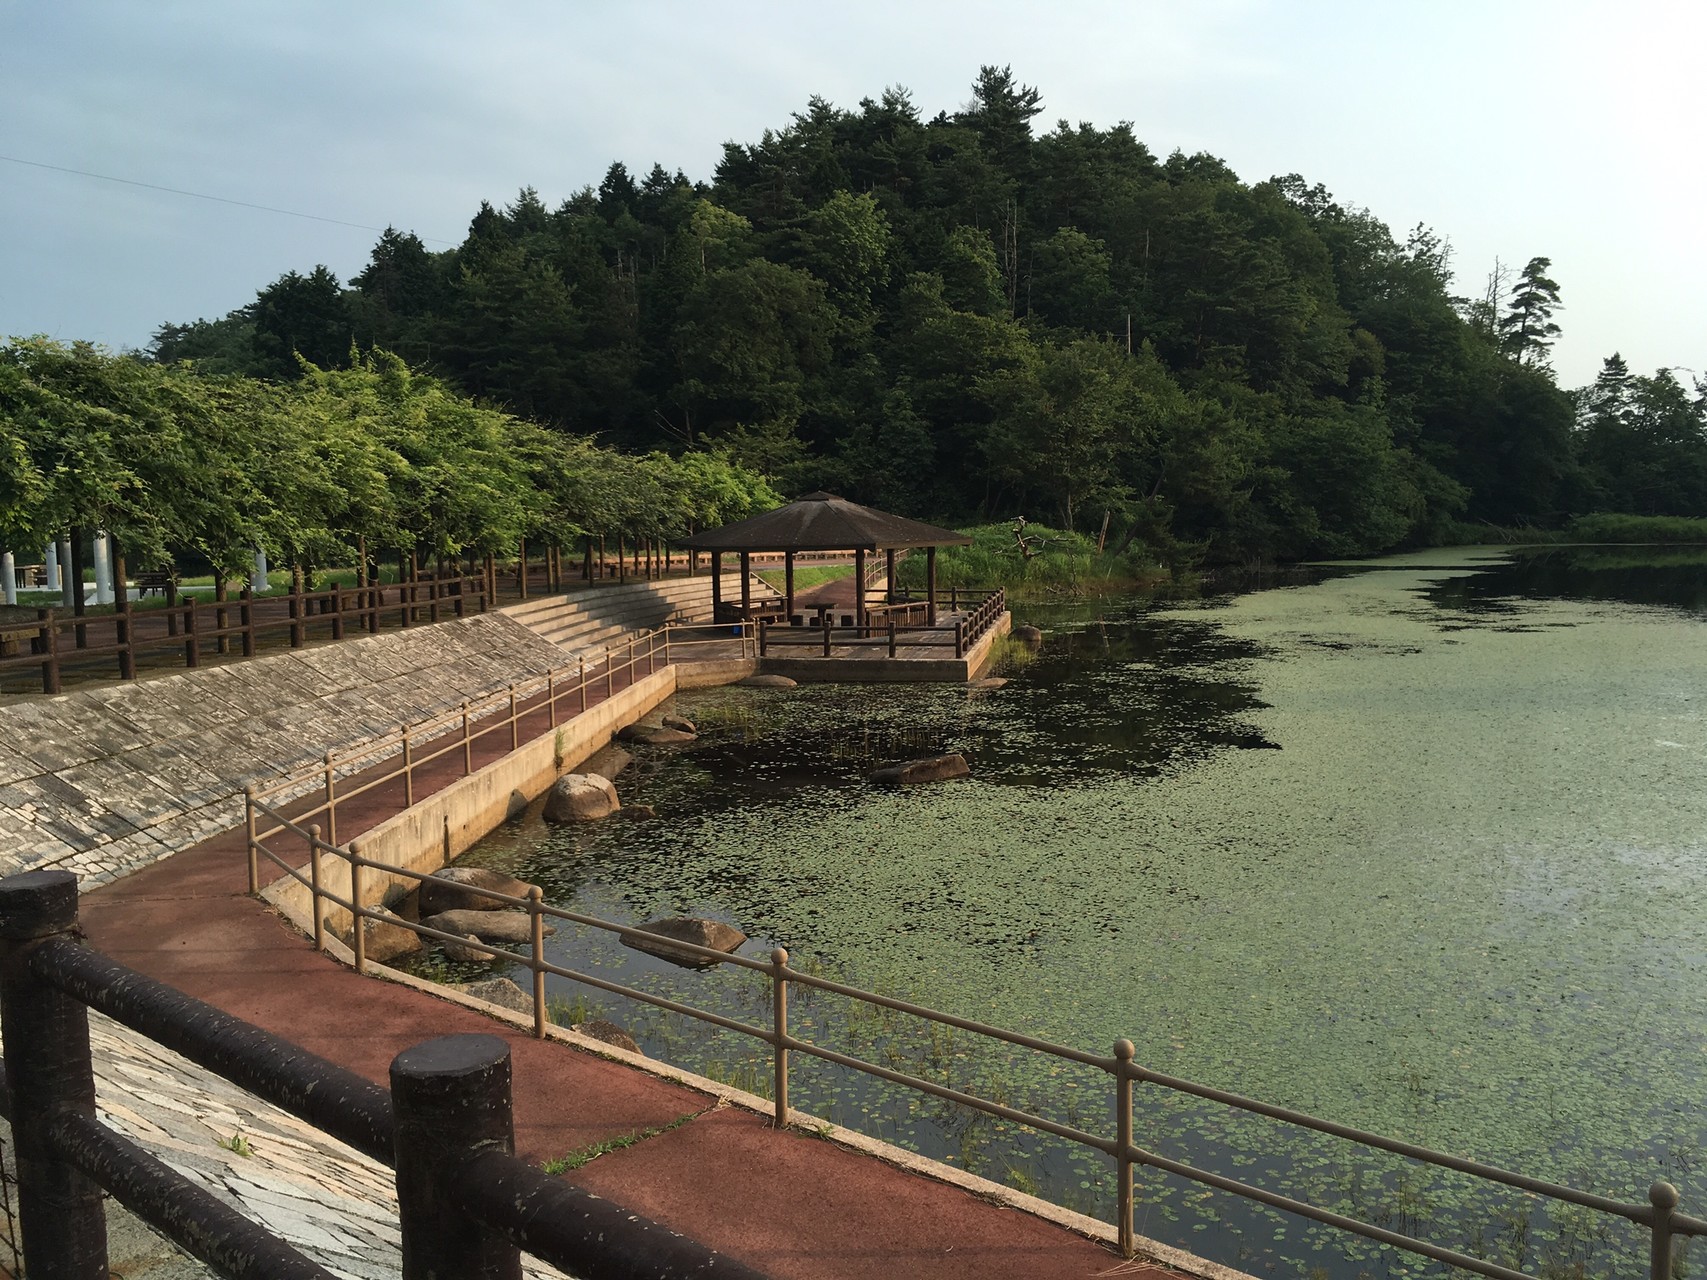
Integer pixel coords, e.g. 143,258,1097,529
1499,256,1563,366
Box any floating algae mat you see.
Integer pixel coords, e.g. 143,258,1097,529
451,546,1707,1277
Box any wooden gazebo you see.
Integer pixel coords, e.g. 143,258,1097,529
680,492,972,627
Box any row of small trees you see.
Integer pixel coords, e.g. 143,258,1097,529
0,338,779,585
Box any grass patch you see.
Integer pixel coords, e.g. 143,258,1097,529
539,1107,708,1174
1564,513,1707,544
893,522,1168,602
985,633,1038,674
546,992,592,1027
756,563,855,593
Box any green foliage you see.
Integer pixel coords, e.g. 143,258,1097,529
1565,513,1707,544
0,337,784,576
894,521,1164,600
108,69,1650,566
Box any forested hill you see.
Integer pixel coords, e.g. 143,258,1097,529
149,67,1706,562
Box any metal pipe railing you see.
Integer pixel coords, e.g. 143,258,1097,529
248,808,1704,1277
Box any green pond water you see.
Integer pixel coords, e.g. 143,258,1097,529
443,545,1707,1278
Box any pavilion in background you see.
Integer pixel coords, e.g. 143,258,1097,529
679,492,973,627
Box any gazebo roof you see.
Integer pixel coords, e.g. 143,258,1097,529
680,492,973,553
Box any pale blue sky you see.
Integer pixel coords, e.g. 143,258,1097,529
2,0,1700,390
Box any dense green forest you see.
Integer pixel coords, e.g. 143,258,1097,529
22,68,1707,569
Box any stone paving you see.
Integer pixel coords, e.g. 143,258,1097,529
0,613,572,890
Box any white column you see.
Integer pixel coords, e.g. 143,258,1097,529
58,537,75,608
93,530,113,604
2,552,16,605
251,548,269,594
44,541,60,591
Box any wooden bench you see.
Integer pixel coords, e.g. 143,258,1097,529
136,570,176,598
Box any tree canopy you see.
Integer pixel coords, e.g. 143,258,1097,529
19,67,1688,566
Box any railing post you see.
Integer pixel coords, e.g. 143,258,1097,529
461,700,473,774
323,751,338,848
529,886,546,1040
245,785,260,894
0,869,110,1279
309,827,326,952
758,618,768,657
42,609,60,694
350,847,367,975
1651,1181,1679,1280
403,730,415,808
240,588,256,657
579,658,587,714
772,946,790,1127
184,597,200,668
330,584,344,640
822,615,832,657
390,1034,523,1280
888,618,897,658
546,670,557,729
605,647,613,700
288,586,303,648
1115,1038,1135,1259
508,683,519,751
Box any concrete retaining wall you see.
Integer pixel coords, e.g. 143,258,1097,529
267,668,679,938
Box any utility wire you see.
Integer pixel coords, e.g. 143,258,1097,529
0,154,455,245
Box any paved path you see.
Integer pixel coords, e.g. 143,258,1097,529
74,709,1185,1279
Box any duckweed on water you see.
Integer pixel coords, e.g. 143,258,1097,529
444,546,1707,1278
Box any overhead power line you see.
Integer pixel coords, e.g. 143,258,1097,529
0,154,455,245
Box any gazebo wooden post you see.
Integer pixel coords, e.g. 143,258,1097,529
739,551,752,617
885,549,896,605
711,552,723,618
854,548,866,629
784,552,796,621
927,546,938,625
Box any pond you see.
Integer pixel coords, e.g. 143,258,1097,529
439,544,1707,1278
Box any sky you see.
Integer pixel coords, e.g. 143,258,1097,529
2,0,1702,392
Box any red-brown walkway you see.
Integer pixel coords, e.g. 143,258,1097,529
76,665,1182,1279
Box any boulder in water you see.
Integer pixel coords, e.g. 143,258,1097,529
621,917,747,969
543,773,619,822
869,754,970,786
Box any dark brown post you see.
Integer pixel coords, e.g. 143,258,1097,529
617,534,626,583
288,570,304,648
112,539,134,679
784,552,796,620
240,589,256,656
0,870,110,1279
390,1035,522,1280
330,584,345,639
184,597,200,668
711,551,723,618
885,549,896,606
598,534,606,580
517,538,528,600
926,546,938,626
214,571,230,654
37,609,59,694
854,548,866,629
740,551,752,617
70,528,87,648
582,536,593,582
165,574,179,637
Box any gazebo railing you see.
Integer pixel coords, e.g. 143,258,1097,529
756,588,1005,660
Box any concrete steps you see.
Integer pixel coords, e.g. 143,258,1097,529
503,576,764,658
